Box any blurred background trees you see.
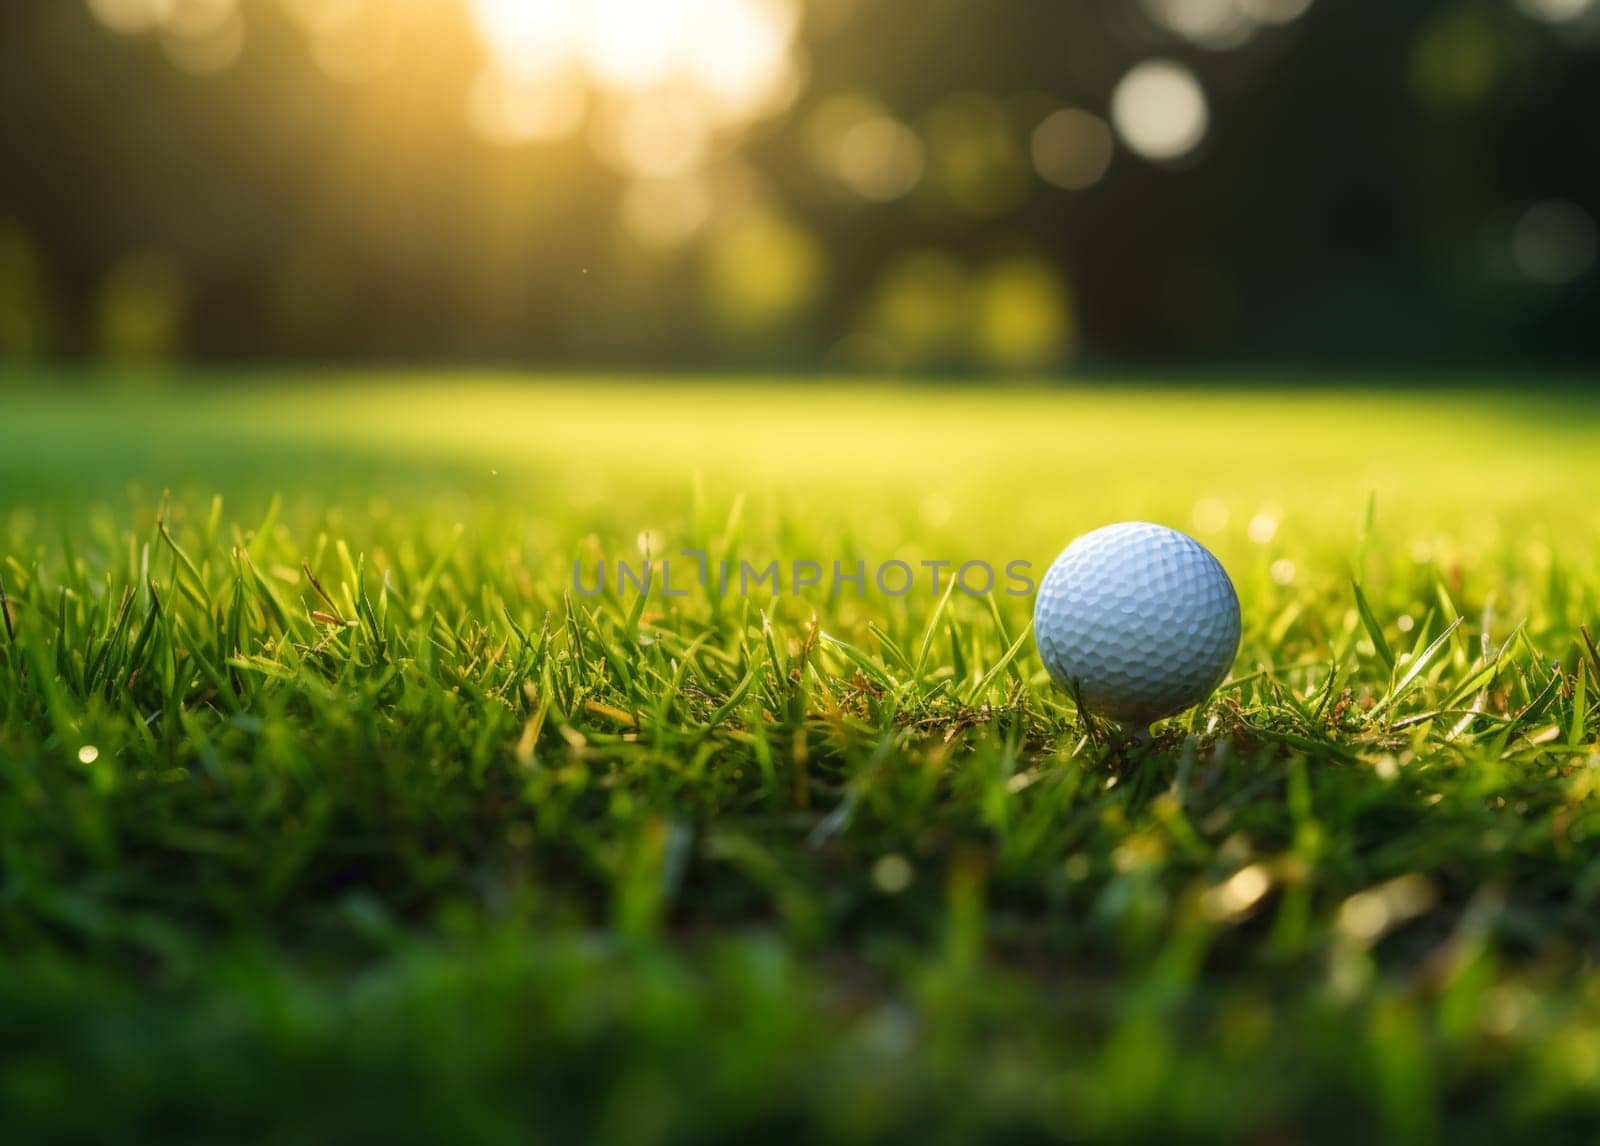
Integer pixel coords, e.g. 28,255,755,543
1,0,1596,373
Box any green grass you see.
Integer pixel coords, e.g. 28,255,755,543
4,375,1600,1144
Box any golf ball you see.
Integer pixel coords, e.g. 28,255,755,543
1034,522,1241,726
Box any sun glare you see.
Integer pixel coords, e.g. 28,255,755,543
467,0,804,140
467,0,580,76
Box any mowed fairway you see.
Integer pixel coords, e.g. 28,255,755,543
3,377,1600,1143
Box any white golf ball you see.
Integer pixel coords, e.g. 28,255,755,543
1034,522,1241,726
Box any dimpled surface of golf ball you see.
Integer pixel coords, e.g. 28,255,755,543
1034,522,1241,725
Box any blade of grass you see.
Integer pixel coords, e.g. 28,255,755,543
1356,490,1377,580
819,631,897,692
0,567,14,647
623,561,652,638
1582,624,1600,680
697,661,766,741
239,549,292,632
158,520,208,600
1370,618,1462,722
1570,661,1589,750
915,573,960,679
967,622,1033,704
302,560,344,623
1353,579,1395,672
1500,671,1564,749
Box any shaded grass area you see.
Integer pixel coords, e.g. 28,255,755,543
3,376,1600,1143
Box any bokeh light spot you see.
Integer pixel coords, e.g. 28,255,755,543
468,0,580,77
585,0,687,90
1238,0,1315,25
972,258,1072,369
1514,0,1595,23
1247,510,1279,544
163,2,244,76
1031,109,1114,191
806,96,882,172
1111,61,1209,163
605,93,714,177
1512,200,1598,286
88,0,176,35
165,0,235,38
872,854,914,894
96,250,188,362
922,94,1031,218
307,1,399,85
1201,863,1272,922
865,250,969,367
680,0,804,117
1412,9,1505,111
1144,0,1255,51
622,177,714,249
468,66,587,145
836,116,925,202
466,0,804,180
705,207,824,328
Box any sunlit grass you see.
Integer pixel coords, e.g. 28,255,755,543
2,375,1600,1142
